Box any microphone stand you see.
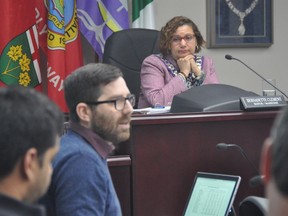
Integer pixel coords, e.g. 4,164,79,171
225,55,288,100
216,143,263,187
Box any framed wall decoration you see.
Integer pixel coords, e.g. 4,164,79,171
206,0,273,48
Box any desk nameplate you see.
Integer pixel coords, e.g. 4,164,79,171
240,96,287,111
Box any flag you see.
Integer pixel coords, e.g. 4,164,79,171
37,0,83,112
0,0,42,90
132,0,155,29
77,0,129,61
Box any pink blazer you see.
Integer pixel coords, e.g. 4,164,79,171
138,54,219,108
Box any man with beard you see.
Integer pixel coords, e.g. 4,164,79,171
43,63,134,216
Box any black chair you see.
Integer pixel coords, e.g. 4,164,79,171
239,196,268,216
103,28,160,107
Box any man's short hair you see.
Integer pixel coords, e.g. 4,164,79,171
0,86,64,179
271,106,288,195
64,63,123,122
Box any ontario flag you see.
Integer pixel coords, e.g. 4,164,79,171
37,0,83,112
0,0,42,90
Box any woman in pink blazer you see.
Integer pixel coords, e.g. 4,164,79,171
138,16,219,108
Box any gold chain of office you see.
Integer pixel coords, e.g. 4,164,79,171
225,0,259,36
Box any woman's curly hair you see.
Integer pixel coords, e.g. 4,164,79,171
159,16,206,56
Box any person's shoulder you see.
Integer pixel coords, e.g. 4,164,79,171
202,55,213,61
143,54,161,62
56,131,100,162
61,130,82,143
142,54,167,70
53,141,104,177
60,131,86,150
0,194,46,216
201,55,215,65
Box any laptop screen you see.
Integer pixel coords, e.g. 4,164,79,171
183,172,241,216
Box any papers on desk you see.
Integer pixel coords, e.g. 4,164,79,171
133,106,171,114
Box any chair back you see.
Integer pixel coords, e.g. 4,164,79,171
239,196,268,216
103,28,160,106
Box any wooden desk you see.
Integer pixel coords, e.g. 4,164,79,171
108,156,131,216
111,111,278,216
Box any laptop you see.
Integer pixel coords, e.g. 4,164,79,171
183,172,241,216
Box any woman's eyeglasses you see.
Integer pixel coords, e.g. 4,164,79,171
171,34,195,45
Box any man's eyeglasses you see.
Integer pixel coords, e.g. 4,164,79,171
84,94,135,111
171,34,195,45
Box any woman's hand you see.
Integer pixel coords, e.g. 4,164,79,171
189,57,201,77
177,55,194,78
177,55,201,78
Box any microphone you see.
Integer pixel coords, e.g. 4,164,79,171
249,175,264,188
225,54,288,100
216,143,258,174
216,143,263,187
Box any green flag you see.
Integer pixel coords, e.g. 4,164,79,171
132,0,155,29
0,27,41,88
0,1,41,89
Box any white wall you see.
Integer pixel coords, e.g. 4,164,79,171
83,1,287,97
153,0,287,96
